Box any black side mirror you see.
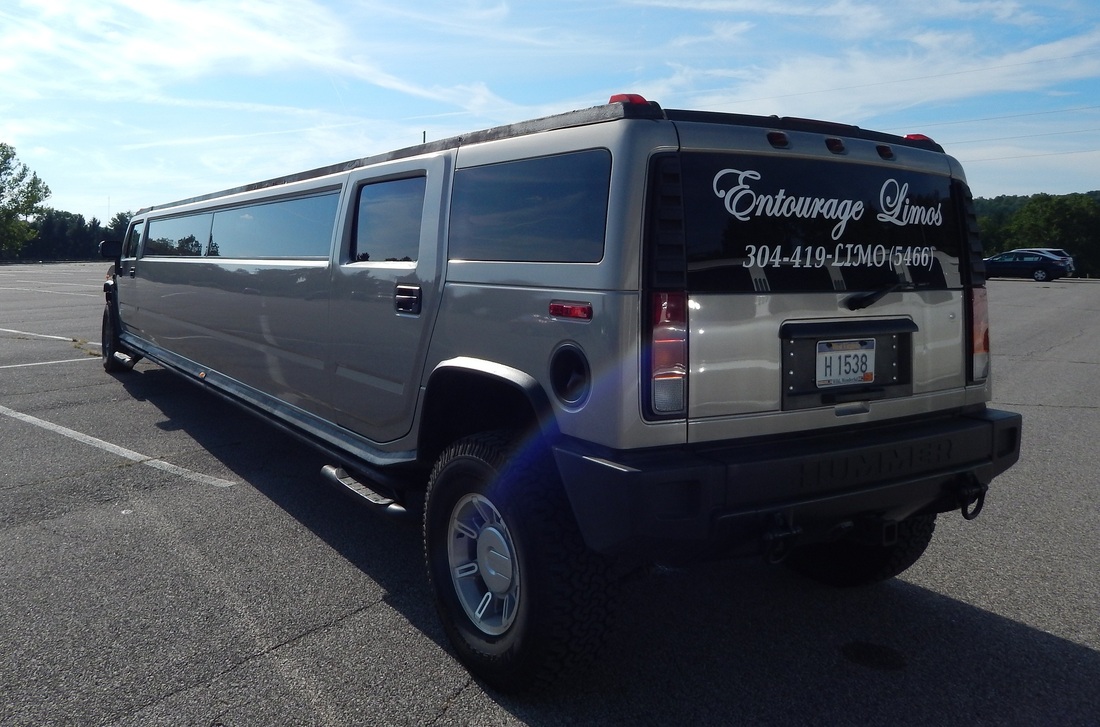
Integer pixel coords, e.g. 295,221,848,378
99,240,123,259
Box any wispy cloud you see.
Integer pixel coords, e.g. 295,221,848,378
1,0,1098,218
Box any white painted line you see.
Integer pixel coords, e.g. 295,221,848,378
0,286,97,298
0,404,236,488
0,358,98,370
15,280,99,288
0,328,75,342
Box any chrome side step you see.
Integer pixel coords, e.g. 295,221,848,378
320,465,395,506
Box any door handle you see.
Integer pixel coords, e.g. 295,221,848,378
394,284,421,315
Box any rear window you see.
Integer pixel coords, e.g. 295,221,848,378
678,153,962,293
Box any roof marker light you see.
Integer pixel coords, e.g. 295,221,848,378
767,131,790,149
609,93,649,105
826,138,846,154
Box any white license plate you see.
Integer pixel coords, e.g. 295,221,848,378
816,339,875,388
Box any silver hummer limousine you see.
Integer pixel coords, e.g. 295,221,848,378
100,94,1022,690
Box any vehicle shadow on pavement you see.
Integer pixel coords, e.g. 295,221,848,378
118,367,1099,726
505,560,1100,725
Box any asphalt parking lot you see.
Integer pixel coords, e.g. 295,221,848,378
2,263,1098,726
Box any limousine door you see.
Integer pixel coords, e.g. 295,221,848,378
113,218,148,338
329,154,450,445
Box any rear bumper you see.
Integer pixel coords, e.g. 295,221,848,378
554,408,1021,556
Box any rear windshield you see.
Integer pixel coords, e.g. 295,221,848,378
678,153,962,293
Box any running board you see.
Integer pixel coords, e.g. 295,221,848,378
320,465,395,506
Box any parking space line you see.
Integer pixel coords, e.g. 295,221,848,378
0,404,236,488
0,327,76,341
0,286,97,297
0,358,98,370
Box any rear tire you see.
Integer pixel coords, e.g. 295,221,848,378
785,514,936,587
424,432,613,691
1032,268,1048,282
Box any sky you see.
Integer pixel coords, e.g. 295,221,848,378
2,0,1099,223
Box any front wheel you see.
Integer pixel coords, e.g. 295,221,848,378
784,514,937,587
424,432,613,691
101,305,133,373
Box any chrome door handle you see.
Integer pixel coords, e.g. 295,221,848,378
394,284,421,315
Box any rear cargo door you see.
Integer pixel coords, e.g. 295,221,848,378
664,122,968,440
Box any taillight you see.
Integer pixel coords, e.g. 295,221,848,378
970,287,990,383
650,291,687,414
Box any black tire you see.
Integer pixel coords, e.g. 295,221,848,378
784,514,936,587
423,432,613,691
1033,268,1048,282
101,305,129,373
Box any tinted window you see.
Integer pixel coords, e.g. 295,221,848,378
353,177,426,262
449,149,610,262
676,153,962,293
145,214,211,257
209,192,338,259
123,220,144,258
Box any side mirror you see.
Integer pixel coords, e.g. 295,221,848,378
99,239,122,259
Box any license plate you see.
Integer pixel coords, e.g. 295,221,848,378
816,339,875,388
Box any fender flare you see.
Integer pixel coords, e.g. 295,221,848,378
419,357,560,459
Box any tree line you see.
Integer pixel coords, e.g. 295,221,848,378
2,142,132,262
3,141,1100,275
976,191,1100,277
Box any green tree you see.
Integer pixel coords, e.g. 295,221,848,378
107,211,132,240
975,195,1029,254
1004,193,1100,277
26,209,103,260
0,143,51,258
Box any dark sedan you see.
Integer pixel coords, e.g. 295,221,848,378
984,250,1071,282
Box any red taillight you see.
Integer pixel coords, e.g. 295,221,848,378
970,287,990,382
609,93,649,105
549,300,593,320
650,292,687,414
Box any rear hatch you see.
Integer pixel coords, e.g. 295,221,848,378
644,115,980,443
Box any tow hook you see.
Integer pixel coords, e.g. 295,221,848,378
958,480,988,521
764,514,802,564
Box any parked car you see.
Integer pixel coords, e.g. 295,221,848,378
984,249,1071,281
1017,247,1075,275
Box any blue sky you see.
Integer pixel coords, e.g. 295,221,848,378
2,0,1099,223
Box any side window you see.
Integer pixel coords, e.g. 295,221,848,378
448,149,610,263
210,192,338,259
352,177,426,263
144,214,212,257
123,220,144,258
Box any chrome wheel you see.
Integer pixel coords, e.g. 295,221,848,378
447,492,519,636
